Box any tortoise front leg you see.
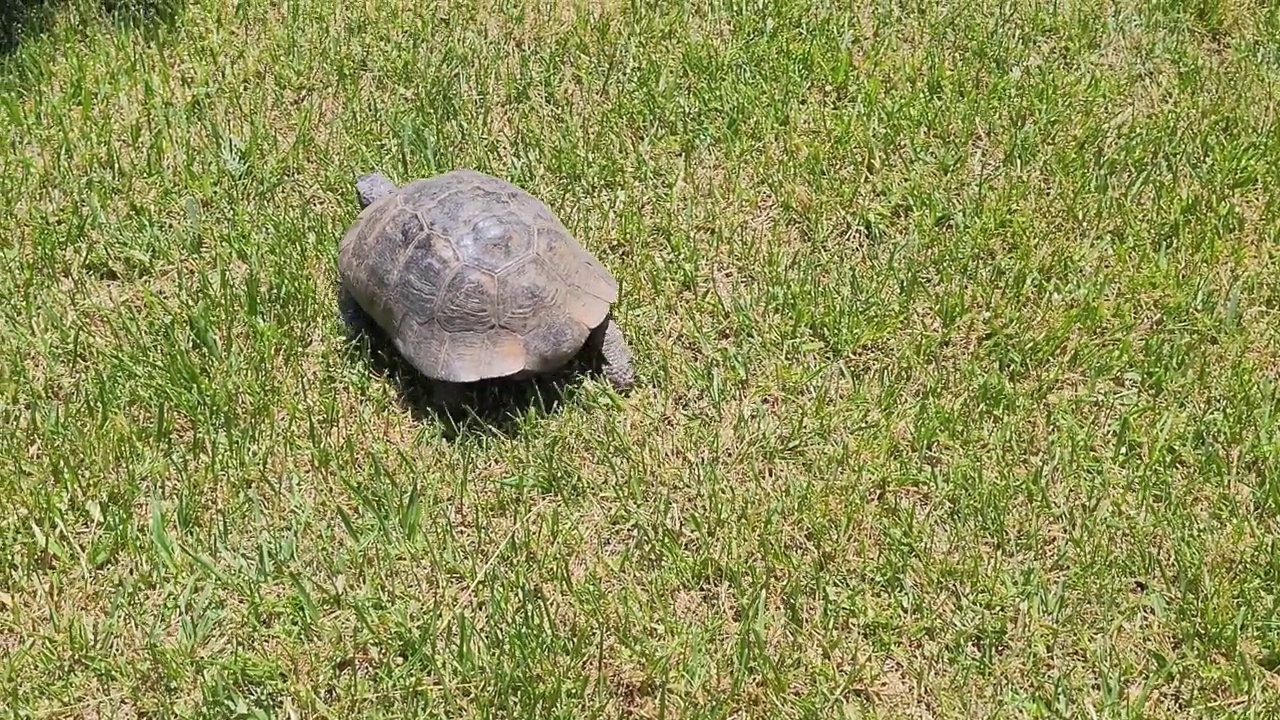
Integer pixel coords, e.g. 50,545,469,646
585,314,636,393
337,282,382,342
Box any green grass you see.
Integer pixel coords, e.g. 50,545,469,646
3,0,1280,716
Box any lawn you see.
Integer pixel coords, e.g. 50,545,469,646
2,0,1280,717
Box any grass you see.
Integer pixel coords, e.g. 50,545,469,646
2,0,1280,716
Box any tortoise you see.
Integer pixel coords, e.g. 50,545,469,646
337,168,635,406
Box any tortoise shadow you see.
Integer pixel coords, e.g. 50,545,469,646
1,0,51,55
335,283,597,439
2,0,184,57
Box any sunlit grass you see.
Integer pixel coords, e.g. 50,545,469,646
2,0,1279,717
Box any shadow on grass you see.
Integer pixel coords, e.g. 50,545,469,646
2,0,184,56
335,283,606,440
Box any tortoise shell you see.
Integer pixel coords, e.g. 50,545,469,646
338,169,618,383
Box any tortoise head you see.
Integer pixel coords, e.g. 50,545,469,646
355,172,398,210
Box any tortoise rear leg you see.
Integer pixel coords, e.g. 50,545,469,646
430,380,467,409
584,314,636,393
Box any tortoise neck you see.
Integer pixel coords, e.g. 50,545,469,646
357,173,398,209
